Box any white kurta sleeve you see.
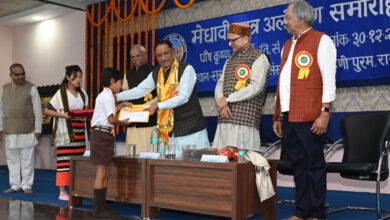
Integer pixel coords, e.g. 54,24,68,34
228,54,270,102
317,35,337,103
158,65,196,110
214,61,227,99
116,72,155,102
31,86,42,133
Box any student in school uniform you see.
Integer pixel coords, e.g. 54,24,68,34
90,67,131,218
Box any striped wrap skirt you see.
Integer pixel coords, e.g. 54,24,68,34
56,118,86,186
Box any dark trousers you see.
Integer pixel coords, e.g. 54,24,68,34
282,112,327,219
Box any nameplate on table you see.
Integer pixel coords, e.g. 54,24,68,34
139,152,160,159
83,150,90,157
200,155,229,163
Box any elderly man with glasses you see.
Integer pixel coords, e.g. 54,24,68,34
273,1,337,219
212,23,270,151
0,63,42,194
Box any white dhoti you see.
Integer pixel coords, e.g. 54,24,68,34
212,123,261,149
5,145,35,191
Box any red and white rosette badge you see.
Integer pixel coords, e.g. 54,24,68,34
294,51,313,80
234,65,251,90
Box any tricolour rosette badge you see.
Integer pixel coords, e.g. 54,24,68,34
295,51,313,80
234,65,251,90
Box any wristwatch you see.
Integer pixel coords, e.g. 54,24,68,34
321,107,331,113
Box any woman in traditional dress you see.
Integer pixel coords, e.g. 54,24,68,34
44,65,88,201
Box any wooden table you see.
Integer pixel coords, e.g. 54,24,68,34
69,157,276,220
144,159,277,220
69,156,145,207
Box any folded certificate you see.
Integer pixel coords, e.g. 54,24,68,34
118,105,150,123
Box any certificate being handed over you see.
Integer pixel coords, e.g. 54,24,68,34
118,104,150,123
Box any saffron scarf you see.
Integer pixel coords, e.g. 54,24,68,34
156,58,180,144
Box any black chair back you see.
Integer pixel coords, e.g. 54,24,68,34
278,139,293,175
278,136,333,176
340,112,390,180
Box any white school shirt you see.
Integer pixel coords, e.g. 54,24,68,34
91,88,115,128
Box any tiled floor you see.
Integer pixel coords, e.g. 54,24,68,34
0,196,139,220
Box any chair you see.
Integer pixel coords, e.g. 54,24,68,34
262,137,334,205
262,139,295,204
263,139,294,175
263,137,334,175
326,112,390,219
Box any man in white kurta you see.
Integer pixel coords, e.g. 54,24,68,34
0,63,42,194
213,23,270,149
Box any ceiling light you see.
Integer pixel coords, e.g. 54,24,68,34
32,16,43,21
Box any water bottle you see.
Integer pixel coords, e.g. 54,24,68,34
238,140,246,163
150,125,159,153
113,145,118,157
159,139,166,159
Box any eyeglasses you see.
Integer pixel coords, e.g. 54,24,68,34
228,36,244,43
284,15,295,21
12,72,25,77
